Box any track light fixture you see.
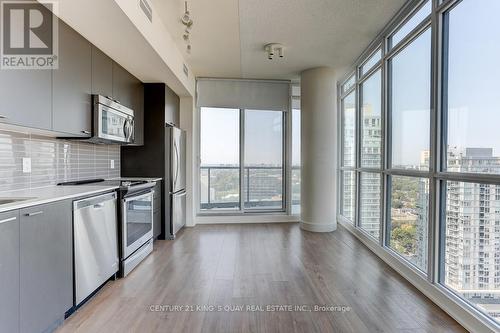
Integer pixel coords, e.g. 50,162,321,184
181,2,193,53
181,2,193,28
264,43,284,60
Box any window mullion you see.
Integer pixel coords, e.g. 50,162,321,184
240,108,245,212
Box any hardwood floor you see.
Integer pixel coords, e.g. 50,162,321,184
57,223,466,333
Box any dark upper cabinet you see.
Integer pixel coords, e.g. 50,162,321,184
133,81,144,145
0,18,144,142
20,201,73,333
0,69,52,130
0,1,52,131
165,84,180,127
52,21,92,136
112,62,144,145
91,46,113,97
0,210,20,333
112,62,135,108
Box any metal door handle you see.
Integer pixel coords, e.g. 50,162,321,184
0,115,6,119
24,211,43,217
0,216,16,224
81,130,91,135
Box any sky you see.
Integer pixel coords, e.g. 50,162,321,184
391,28,431,167
200,107,295,167
446,0,500,157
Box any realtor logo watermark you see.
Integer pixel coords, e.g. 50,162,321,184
1,0,58,69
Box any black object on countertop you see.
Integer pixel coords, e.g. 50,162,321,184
57,179,105,186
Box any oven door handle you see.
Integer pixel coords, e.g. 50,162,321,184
123,191,153,203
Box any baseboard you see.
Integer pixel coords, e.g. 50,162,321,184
300,220,337,232
195,214,300,224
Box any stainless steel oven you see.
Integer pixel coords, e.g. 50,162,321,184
121,185,155,276
122,191,153,258
92,95,134,144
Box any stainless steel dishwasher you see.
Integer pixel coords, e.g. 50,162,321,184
73,192,119,305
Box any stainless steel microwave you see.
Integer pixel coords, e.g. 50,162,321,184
92,95,134,144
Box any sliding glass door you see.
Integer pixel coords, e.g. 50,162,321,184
200,107,240,210
244,110,284,210
200,107,285,213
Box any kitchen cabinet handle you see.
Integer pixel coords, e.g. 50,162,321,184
81,130,91,135
24,211,44,217
0,216,16,224
0,115,6,119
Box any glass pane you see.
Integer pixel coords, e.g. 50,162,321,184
390,29,431,170
390,1,431,48
244,110,283,210
443,181,500,325
359,172,381,240
342,92,356,167
360,49,382,76
341,171,356,222
445,0,500,175
126,196,152,247
292,108,301,215
389,176,429,272
200,107,240,210
342,75,355,94
360,70,382,168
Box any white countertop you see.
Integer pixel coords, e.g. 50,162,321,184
0,185,120,213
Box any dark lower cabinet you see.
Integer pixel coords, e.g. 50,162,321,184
20,201,73,333
0,211,20,333
153,181,162,239
52,21,92,137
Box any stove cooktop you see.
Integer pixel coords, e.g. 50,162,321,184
58,179,150,188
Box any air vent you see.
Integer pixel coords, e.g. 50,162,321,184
183,64,189,77
139,0,153,22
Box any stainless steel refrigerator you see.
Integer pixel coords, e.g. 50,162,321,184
166,125,186,238
121,83,185,240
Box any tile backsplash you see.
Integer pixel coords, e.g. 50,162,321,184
0,130,120,192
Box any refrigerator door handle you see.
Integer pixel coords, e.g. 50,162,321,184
170,190,186,196
173,141,179,190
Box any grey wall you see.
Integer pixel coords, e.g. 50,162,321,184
0,130,120,192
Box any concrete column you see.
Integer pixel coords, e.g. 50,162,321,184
300,67,337,232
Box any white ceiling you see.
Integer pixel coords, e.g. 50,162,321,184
152,0,405,80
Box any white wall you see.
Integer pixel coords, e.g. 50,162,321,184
180,96,196,227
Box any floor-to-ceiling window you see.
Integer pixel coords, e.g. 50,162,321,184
339,79,356,222
338,0,500,328
387,23,431,273
440,0,500,324
359,62,382,240
197,79,290,214
199,107,286,213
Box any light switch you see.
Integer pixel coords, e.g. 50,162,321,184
22,157,31,173
110,160,115,169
